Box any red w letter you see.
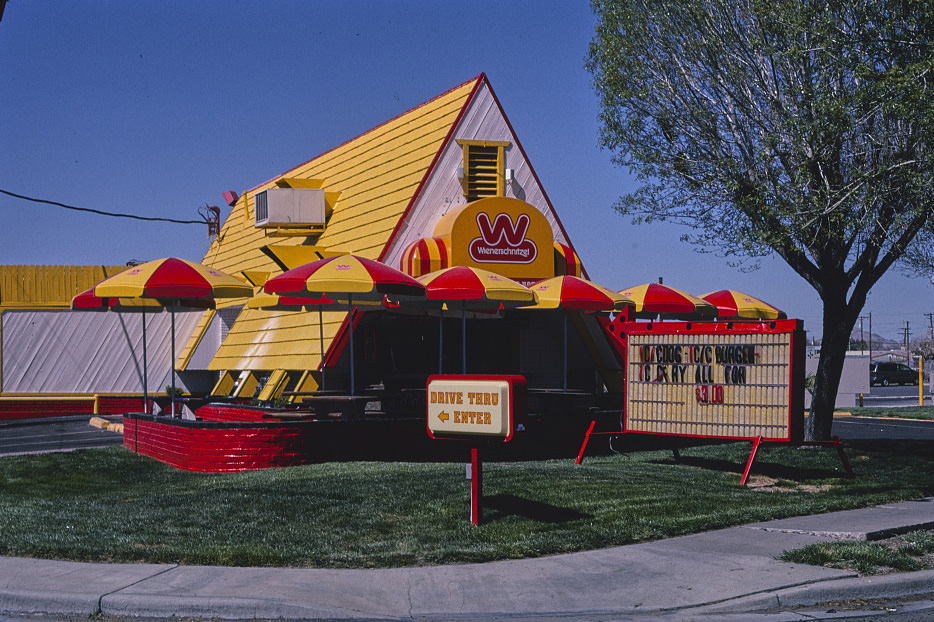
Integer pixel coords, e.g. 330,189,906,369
476,213,530,247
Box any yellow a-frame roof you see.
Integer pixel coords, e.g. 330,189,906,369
200,75,485,373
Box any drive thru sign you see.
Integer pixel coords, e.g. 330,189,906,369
426,375,527,526
426,375,526,441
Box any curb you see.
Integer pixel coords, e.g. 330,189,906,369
100,594,354,621
695,568,934,614
0,415,119,428
4,565,933,620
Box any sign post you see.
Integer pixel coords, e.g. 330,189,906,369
470,446,482,526
427,374,526,525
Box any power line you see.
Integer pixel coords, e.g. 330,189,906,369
0,188,205,225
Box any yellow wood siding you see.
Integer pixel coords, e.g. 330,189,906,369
208,307,348,371
201,78,479,373
0,265,127,308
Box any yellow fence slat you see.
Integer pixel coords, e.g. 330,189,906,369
0,265,126,308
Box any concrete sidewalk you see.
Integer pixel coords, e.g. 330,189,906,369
1,498,933,621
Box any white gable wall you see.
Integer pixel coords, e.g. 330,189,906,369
383,82,570,269
2,310,206,394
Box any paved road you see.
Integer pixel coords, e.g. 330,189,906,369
0,416,124,457
833,415,934,440
4,600,933,621
2,600,934,621
860,383,930,407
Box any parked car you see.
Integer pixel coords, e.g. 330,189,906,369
870,362,919,386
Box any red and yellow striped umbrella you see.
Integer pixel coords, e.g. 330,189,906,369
246,292,333,311
93,257,251,300
529,276,633,311
418,266,536,308
72,288,165,312
264,255,425,394
700,289,786,320
264,255,424,302
86,258,251,416
72,288,215,311
417,267,535,373
71,287,213,416
619,283,717,320
527,276,633,391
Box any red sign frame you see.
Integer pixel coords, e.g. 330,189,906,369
604,318,806,443
426,374,527,442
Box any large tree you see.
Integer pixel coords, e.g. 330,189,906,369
902,220,934,278
588,0,934,440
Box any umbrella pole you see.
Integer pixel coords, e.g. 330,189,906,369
139,306,146,453
171,301,177,417
142,307,149,415
563,313,568,393
462,300,467,374
438,307,443,374
348,296,355,396
319,307,325,391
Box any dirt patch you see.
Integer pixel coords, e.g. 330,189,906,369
746,475,834,493
868,532,934,575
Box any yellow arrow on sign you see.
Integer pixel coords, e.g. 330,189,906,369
438,410,450,422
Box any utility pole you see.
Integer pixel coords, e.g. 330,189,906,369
858,315,867,353
904,321,911,362
928,312,934,393
926,312,934,351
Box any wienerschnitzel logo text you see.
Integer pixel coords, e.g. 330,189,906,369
468,212,537,264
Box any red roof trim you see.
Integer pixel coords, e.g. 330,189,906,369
480,79,588,279
378,73,486,262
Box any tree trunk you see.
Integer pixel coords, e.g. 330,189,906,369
805,299,858,441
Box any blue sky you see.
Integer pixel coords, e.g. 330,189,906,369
0,1,929,343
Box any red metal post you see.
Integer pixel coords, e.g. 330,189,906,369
801,437,856,479
575,420,597,465
471,446,482,526
741,436,764,485
832,436,855,479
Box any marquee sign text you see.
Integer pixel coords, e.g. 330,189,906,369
624,322,805,441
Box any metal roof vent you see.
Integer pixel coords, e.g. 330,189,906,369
254,188,326,229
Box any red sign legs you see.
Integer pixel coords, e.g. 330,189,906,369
740,436,764,485
470,446,483,526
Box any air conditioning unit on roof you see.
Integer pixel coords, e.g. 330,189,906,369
254,188,326,228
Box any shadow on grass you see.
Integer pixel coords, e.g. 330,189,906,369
483,494,591,524
658,453,844,482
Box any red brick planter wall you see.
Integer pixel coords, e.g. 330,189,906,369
123,414,314,472
195,403,288,423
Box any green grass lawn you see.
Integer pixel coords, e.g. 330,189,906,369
1,438,932,568
780,530,934,575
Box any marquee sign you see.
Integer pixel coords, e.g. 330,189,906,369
433,197,554,284
426,374,527,441
622,320,805,442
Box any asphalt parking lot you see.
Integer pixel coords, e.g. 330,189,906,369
0,416,124,457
